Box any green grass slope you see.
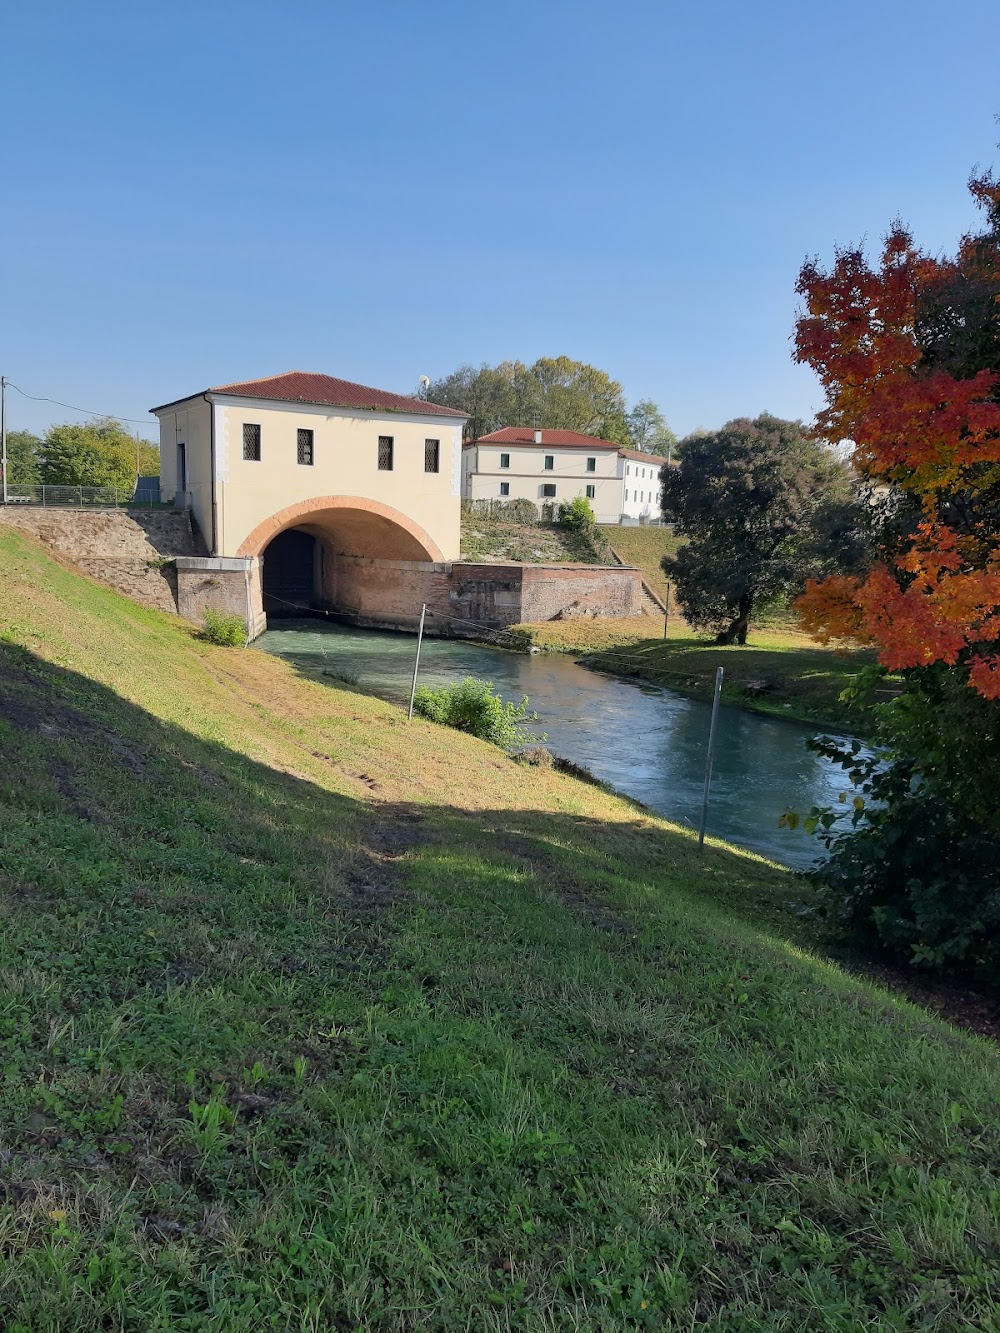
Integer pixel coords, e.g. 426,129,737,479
0,526,998,1331
598,525,684,597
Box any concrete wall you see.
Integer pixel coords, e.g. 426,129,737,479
0,507,202,614
154,394,464,562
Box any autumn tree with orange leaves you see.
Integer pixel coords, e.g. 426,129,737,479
794,173,1000,698
793,167,1000,977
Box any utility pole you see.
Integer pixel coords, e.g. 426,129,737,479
1,375,8,504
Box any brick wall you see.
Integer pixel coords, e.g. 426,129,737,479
176,557,265,638
328,557,642,636
521,564,643,621
0,507,202,614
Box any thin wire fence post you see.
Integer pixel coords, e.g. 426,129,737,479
407,604,427,720
663,581,670,640
698,666,724,850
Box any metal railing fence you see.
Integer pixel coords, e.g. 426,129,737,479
2,482,161,508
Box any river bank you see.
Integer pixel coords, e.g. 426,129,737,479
2,525,999,1329
512,616,884,737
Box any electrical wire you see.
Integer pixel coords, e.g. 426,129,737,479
6,382,157,428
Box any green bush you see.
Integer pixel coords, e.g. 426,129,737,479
201,609,246,647
558,495,595,530
800,731,1000,979
413,677,539,748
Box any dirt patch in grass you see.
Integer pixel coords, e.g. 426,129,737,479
845,957,1000,1045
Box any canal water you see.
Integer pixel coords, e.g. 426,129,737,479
257,619,852,870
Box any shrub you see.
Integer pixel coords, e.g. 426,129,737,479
202,609,246,647
558,496,595,530
413,677,539,748
507,497,539,523
792,733,1000,980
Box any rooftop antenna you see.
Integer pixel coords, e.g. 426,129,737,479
418,374,430,400
531,408,540,428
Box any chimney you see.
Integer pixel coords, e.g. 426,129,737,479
534,429,543,444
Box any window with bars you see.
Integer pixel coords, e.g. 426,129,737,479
586,484,595,499
424,438,440,473
243,423,261,461
500,482,510,496
586,457,596,472
543,455,554,470
378,435,394,470
297,428,314,466
499,452,510,468
542,483,556,498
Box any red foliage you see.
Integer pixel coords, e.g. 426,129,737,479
794,173,1000,698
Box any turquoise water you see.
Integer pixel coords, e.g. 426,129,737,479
257,619,854,870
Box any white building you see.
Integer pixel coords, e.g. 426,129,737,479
462,427,666,523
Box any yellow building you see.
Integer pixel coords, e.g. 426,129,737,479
152,370,467,562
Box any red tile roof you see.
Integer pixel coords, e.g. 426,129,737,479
619,448,671,464
151,371,467,419
469,426,621,449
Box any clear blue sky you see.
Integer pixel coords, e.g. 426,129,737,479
2,0,998,441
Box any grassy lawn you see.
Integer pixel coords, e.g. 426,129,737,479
514,618,880,736
597,525,684,596
1,527,998,1330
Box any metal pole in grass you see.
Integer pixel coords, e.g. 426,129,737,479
698,666,724,850
663,581,670,640
407,603,427,721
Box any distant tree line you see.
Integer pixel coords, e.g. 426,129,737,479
422,356,677,456
4,419,160,491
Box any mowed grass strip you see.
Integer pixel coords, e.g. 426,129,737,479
0,527,998,1331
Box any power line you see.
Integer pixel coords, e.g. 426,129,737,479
6,382,156,428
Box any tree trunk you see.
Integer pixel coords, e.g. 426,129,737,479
715,593,753,645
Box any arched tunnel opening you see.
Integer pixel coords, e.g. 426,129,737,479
258,506,439,624
262,528,318,617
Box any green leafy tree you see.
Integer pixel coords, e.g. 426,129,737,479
627,399,677,457
39,419,159,490
424,357,629,443
662,414,855,644
3,430,42,486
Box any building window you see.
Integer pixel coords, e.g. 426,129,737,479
424,438,440,473
625,489,629,501
297,428,314,466
542,483,556,498
586,457,596,472
378,435,394,470
243,423,261,461
586,484,596,499
544,455,554,470
499,452,510,468
500,482,510,496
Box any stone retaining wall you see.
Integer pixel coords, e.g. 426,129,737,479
0,507,202,615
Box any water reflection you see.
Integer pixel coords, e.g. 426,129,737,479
257,619,851,870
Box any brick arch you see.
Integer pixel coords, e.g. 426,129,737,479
236,496,445,562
